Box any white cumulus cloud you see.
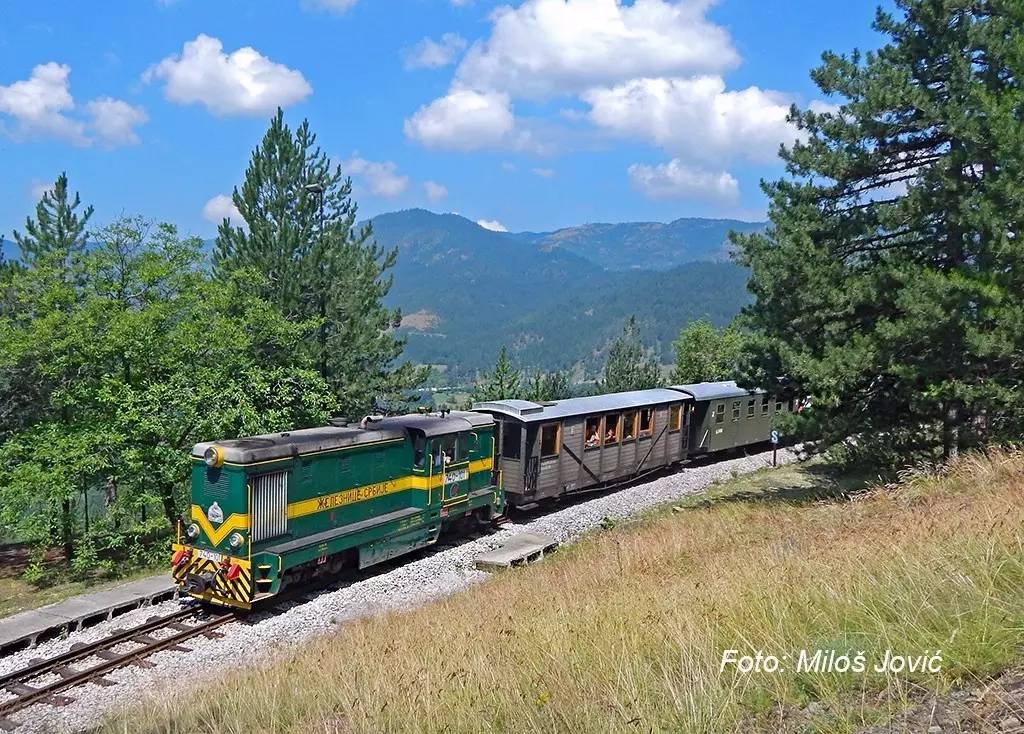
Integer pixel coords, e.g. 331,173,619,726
0,62,86,144
343,155,410,198
584,76,797,165
203,194,245,227
476,218,508,232
423,180,448,203
628,159,738,202
145,34,312,116
404,33,468,70
404,88,514,150
531,167,555,178
0,62,146,147
454,0,738,99
87,97,148,146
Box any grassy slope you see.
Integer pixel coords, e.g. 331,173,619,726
0,559,166,619
102,453,1024,734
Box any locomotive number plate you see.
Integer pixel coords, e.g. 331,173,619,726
444,468,469,483
196,549,224,563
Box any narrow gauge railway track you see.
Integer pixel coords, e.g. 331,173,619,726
0,606,237,731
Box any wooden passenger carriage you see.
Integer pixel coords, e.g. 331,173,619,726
476,381,781,507
474,389,693,505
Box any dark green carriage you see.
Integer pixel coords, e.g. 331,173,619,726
172,411,503,608
674,381,775,455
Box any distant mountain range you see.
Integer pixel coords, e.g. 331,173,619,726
2,208,764,380
514,217,764,271
372,209,762,380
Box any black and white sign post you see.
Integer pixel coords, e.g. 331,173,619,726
770,429,780,466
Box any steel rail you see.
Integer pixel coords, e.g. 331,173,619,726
0,607,199,691
0,610,236,730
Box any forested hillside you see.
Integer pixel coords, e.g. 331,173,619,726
372,209,753,379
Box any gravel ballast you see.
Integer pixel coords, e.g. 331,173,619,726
1,446,799,733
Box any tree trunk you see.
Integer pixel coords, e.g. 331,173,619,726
942,403,960,461
159,484,180,529
61,497,74,563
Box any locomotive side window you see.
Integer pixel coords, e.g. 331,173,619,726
413,433,426,469
585,416,603,449
639,408,653,437
715,404,725,423
432,435,458,468
669,404,682,432
623,411,637,440
605,413,621,445
540,423,561,458
747,399,755,419
502,423,522,459
732,401,741,421
761,399,770,415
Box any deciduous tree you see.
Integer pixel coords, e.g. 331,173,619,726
671,319,744,384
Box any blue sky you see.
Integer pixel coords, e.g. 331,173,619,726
0,0,891,240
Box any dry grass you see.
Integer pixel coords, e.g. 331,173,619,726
102,451,1024,734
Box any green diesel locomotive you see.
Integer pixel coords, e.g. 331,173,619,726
171,411,501,609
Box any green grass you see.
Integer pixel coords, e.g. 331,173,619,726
101,451,1024,734
0,564,166,619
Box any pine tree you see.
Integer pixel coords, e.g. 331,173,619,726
732,0,1024,461
599,317,662,393
12,172,93,267
471,346,522,403
524,370,572,403
215,109,426,415
671,319,744,384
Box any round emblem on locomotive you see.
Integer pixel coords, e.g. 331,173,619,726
207,501,224,524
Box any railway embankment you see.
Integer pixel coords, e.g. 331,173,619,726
98,448,1024,733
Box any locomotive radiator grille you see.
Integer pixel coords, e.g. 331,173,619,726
251,470,288,542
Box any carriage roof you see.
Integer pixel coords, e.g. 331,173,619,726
192,410,492,464
671,381,761,401
473,388,690,424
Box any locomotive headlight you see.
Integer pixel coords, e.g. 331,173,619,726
203,446,224,468
186,523,200,539
228,532,244,548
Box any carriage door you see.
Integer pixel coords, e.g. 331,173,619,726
523,426,540,494
436,433,470,514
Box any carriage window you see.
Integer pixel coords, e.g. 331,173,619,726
604,414,621,445
732,401,741,421
789,399,796,412
501,423,521,460
413,434,426,469
761,399,769,415
540,423,561,458
669,404,682,432
622,412,637,440
715,404,725,423
585,416,603,449
639,408,653,437
747,399,755,419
